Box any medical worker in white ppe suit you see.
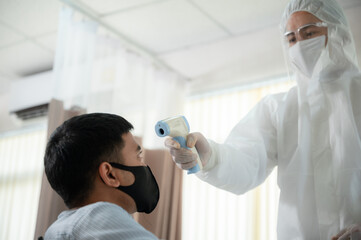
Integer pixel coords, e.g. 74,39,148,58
165,0,361,239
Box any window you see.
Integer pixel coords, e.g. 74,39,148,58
0,125,47,240
183,79,294,240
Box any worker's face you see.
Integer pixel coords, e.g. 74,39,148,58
285,11,328,47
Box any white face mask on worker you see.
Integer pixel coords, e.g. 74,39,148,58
288,35,326,78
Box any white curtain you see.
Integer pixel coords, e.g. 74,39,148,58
40,7,187,239
0,126,47,240
183,79,295,240
52,7,186,148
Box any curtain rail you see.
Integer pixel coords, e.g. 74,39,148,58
58,0,190,82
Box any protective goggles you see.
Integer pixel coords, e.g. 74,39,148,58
284,22,328,46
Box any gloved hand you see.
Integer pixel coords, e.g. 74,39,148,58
164,132,212,171
331,224,361,240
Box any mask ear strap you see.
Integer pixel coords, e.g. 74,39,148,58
109,162,140,171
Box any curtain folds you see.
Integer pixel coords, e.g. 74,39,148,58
52,7,186,148
34,7,185,240
183,80,294,240
0,124,46,239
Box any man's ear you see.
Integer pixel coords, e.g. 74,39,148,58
98,162,120,188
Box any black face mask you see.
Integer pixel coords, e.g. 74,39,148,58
109,162,160,214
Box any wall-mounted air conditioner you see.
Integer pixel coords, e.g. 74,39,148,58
9,71,54,120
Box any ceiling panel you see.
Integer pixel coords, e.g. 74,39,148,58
35,33,58,52
160,25,283,78
103,0,228,53
0,75,10,94
78,0,166,15
0,24,25,48
0,42,54,78
191,0,290,35
338,0,361,8
0,0,360,84
0,0,61,37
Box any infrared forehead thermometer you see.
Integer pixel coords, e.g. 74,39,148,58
155,116,202,174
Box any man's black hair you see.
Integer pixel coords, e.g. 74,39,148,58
44,113,133,208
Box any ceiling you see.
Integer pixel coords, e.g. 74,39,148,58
0,0,360,85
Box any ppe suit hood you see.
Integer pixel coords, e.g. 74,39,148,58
280,0,359,83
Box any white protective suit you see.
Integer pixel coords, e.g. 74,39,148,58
196,0,361,239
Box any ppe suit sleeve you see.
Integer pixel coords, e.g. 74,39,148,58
196,95,279,195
